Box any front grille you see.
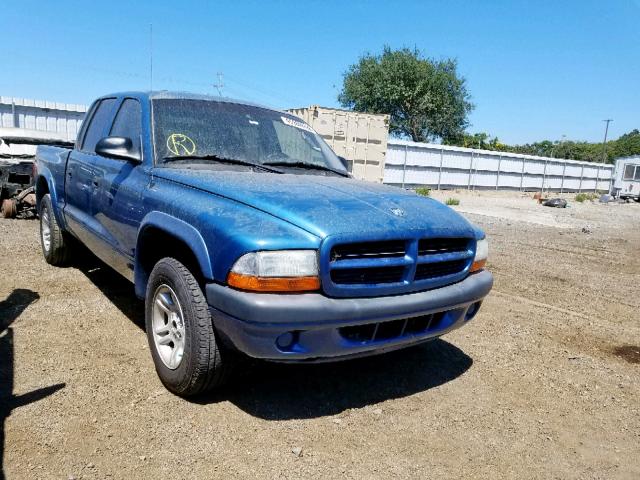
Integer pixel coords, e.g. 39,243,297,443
339,312,446,344
326,237,473,295
331,266,405,285
415,259,467,280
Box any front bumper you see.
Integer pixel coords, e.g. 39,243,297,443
206,270,493,362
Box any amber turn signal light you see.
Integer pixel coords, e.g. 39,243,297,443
470,258,487,273
227,272,320,292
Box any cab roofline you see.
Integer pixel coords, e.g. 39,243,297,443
97,91,279,113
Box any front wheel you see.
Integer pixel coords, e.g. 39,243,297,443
145,257,232,396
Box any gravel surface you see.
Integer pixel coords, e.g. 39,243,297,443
1,191,639,479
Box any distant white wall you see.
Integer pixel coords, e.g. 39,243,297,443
384,139,614,192
0,97,88,141
0,97,88,161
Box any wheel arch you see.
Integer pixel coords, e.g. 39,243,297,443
36,172,69,227
135,212,213,298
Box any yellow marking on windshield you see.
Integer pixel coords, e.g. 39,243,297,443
167,133,196,155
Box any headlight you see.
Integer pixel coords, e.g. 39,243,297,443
471,238,488,272
227,250,320,292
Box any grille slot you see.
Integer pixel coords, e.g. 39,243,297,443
415,259,467,281
331,266,405,285
418,237,469,255
331,240,406,261
339,312,446,344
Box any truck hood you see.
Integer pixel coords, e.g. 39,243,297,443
152,168,476,239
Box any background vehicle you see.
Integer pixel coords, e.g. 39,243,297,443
36,91,492,397
611,155,640,201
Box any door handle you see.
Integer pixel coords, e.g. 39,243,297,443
92,178,99,187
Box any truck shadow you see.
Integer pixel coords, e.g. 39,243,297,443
71,253,473,420
0,289,65,480
208,338,472,420
73,253,146,331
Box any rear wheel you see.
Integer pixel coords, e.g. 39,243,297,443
39,194,70,265
145,257,232,396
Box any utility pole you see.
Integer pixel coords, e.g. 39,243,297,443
601,119,613,163
213,72,224,96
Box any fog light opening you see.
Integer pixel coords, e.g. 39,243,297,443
465,302,481,321
276,331,299,351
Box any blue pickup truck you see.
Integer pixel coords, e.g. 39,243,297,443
36,91,492,396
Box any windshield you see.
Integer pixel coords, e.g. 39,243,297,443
152,99,347,173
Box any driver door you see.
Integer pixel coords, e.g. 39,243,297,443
90,98,148,280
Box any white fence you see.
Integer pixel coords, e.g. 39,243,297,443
384,139,613,193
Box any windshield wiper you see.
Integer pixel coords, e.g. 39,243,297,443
164,155,283,173
263,161,349,177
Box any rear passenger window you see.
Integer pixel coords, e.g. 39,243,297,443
81,98,117,153
110,99,142,156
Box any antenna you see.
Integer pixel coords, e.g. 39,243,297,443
213,72,224,96
149,23,153,91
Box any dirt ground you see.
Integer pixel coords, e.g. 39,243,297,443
1,191,639,480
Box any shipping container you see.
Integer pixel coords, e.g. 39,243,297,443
287,106,390,182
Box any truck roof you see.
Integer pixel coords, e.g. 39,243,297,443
99,91,276,112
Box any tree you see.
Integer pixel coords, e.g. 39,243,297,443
445,130,640,164
338,47,474,143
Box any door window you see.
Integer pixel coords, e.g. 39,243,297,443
110,99,142,156
81,98,117,153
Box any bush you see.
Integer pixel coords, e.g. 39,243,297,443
445,198,460,206
575,193,598,203
415,187,431,197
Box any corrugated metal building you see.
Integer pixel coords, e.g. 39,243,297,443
384,139,614,193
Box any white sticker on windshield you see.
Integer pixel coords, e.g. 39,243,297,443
281,116,315,133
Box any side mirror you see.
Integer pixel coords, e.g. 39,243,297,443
95,136,141,162
338,156,350,171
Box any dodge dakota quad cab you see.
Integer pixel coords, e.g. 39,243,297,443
36,92,493,397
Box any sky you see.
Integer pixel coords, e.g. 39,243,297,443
2,0,639,144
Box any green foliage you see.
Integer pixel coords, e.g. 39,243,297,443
415,187,431,197
445,198,460,206
446,129,640,164
339,47,474,143
575,193,598,203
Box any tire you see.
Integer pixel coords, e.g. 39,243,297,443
1,199,17,218
39,194,70,266
145,257,232,396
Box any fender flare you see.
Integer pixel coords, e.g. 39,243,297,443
134,211,213,298
36,168,66,229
